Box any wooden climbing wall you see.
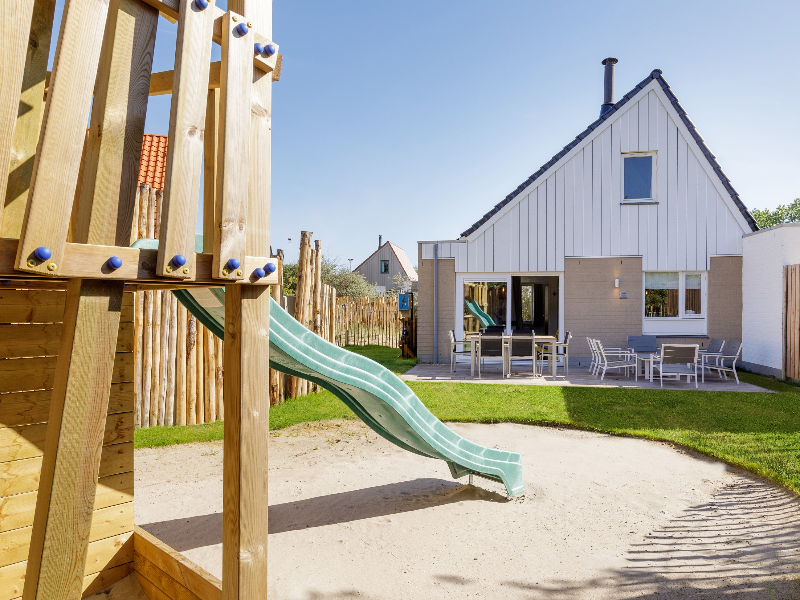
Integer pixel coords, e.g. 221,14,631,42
0,290,135,599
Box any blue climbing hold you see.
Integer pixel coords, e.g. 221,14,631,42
107,256,123,270
263,43,276,57
235,22,249,36
264,262,276,274
1,281,10,285
253,267,266,279
226,258,241,270
34,246,52,261
172,254,187,267
194,0,208,9
254,42,264,55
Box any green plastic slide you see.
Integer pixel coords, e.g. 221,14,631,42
465,299,495,328
132,239,524,496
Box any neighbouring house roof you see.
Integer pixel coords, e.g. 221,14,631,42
459,70,759,238
138,134,168,189
355,241,418,281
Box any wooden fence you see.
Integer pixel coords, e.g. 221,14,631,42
786,264,800,381
336,296,402,348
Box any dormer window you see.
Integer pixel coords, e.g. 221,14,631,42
623,152,656,202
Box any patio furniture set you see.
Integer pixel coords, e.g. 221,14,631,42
587,335,742,387
449,329,572,378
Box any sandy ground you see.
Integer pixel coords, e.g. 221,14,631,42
133,421,800,599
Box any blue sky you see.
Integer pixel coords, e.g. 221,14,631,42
52,0,799,265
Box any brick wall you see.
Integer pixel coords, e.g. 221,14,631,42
565,257,643,359
708,255,743,344
417,243,456,363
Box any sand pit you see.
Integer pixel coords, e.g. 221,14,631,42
134,421,800,599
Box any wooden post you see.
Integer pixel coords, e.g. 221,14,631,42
203,88,220,253
269,250,283,405
157,289,171,426
205,326,216,422
149,290,162,427
176,302,187,425
165,293,178,426
313,240,322,336
223,284,270,599
22,279,124,600
187,314,198,425
196,321,205,424
215,335,224,420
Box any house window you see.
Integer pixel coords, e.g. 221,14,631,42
623,152,655,201
380,260,389,273
644,272,706,319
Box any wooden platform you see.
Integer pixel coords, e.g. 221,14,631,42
401,362,771,393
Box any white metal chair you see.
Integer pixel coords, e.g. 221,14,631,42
705,341,742,384
594,340,635,380
652,344,699,388
698,339,725,382
587,337,600,375
449,330,471,373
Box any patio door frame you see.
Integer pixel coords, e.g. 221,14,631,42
455,271,565,343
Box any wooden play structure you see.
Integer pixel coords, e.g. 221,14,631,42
0,0,281,596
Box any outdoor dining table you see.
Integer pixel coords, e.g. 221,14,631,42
634,352,656,382
467,332,559,377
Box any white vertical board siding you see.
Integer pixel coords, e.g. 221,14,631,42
459,80,750,273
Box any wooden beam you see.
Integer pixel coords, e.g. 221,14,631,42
155,0,217,280
212,11,253,281
0,0,56,239
73,0,158,247
0,0,37,220
148,56,280,97
22,279,124,600
223,284,270,599
14,0,112,275
0,238,281,285
212,13,278,74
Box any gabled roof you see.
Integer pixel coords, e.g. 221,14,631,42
459,70,758,238
355,241,418,280
138,134,168,189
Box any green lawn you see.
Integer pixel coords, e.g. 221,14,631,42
134,345,800,495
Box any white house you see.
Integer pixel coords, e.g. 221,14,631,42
354,237,418,294
417,59,759,365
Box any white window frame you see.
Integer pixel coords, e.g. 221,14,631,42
642,271,707,336
622,151,657,203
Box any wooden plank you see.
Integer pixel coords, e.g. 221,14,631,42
0,0,37,217
0,289,133,324
166,293,178,426
212,11,253,280
150,62,221,97
141,291,154,428
73,0,157,247
0,383,132,429
214,335,223,420
0,0,56,240
196,322,204,424
0,537,132,600
0,322,133,358
151,291,163,426
223,285,270,599
0,352,133,394
22,279,123,600
203,88,220,254
134,526,222,600
176,302,187,426
1,238,281,285
0,444,132,501
14,0,112,275
2,501,132,569
135,292,144,428
229,0,272,261
0,412,133,463
155,0,217,280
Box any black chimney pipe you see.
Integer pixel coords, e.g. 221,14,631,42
600,57,618,117
379,235,382,249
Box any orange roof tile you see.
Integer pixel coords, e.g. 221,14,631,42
138,134,168,190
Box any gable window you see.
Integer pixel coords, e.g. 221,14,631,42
623,152,656,201
380,260,389,273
